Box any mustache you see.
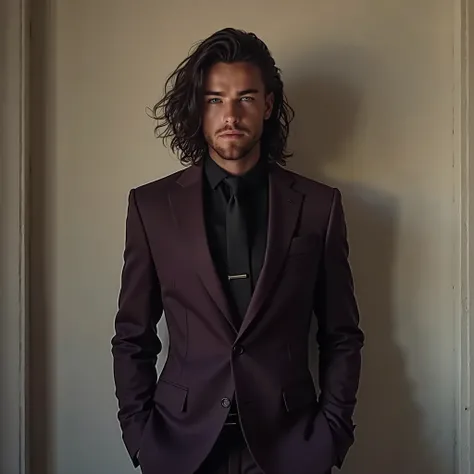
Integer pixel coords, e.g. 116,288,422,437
217,126,248,135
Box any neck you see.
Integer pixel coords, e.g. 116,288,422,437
208,147,261,176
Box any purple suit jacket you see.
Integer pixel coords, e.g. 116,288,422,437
111,162,364,474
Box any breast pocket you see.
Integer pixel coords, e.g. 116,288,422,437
287,234,320,257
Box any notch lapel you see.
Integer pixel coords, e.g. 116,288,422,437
169,164,238,334
237,165,303,339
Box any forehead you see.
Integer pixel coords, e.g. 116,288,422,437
204,62,265,91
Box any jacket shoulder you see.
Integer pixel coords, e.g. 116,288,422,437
132,167,186,201
278,166,337,198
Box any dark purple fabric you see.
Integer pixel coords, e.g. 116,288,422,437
111,163,364,474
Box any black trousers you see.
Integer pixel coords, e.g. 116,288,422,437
194,424,333,474
194,424,262,474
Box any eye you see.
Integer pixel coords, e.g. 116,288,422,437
241,96,255,102
208,98,222,104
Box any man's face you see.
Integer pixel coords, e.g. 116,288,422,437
202,62,274,162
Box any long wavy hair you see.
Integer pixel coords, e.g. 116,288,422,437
149,28,295,166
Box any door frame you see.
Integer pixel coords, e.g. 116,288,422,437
1,0,29,473
459,0,474,472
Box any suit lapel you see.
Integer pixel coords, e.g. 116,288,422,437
237,165,303,338
169,163,302,339
169,164,238,334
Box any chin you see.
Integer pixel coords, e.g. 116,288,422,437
214,147,249,161
209,138,259,162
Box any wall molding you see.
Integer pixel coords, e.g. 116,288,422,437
1,0,29,473
456,0,472,473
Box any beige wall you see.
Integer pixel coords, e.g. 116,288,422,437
24,1,467,473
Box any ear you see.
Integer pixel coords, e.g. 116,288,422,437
264,92,274,120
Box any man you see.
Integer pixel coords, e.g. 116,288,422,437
111,28,364,474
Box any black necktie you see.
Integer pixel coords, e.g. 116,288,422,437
225,176,252,320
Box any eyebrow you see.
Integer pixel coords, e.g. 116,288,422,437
204,89,260,96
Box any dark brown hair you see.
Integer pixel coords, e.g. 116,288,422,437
148,28,294,166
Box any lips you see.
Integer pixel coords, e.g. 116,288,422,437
219,131,245,138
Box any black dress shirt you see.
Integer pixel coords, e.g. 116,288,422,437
203,154,269,325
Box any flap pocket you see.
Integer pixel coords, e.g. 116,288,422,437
154,379,188,413
282,379,317,413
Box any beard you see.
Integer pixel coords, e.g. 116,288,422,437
206,134,261,162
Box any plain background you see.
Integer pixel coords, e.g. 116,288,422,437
2,0,472,473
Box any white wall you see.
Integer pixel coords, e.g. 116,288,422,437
25,1,467,473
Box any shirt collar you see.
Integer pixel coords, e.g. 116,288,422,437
204,154,268,191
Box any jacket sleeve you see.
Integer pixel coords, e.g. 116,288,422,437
313,188,365,468
111,188,163,468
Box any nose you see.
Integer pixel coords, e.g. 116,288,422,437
223,101,240,125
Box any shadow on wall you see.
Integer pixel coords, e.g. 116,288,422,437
287,48,438,474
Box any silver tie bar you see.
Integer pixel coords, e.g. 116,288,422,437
228,273,249,281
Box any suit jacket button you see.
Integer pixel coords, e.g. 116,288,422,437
221,397,231,408
233,345,244,356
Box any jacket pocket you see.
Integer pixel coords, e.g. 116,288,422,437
153,378,188,413
282,379,317,413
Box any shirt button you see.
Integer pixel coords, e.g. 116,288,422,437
233,345,244,356
221,397,231,408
